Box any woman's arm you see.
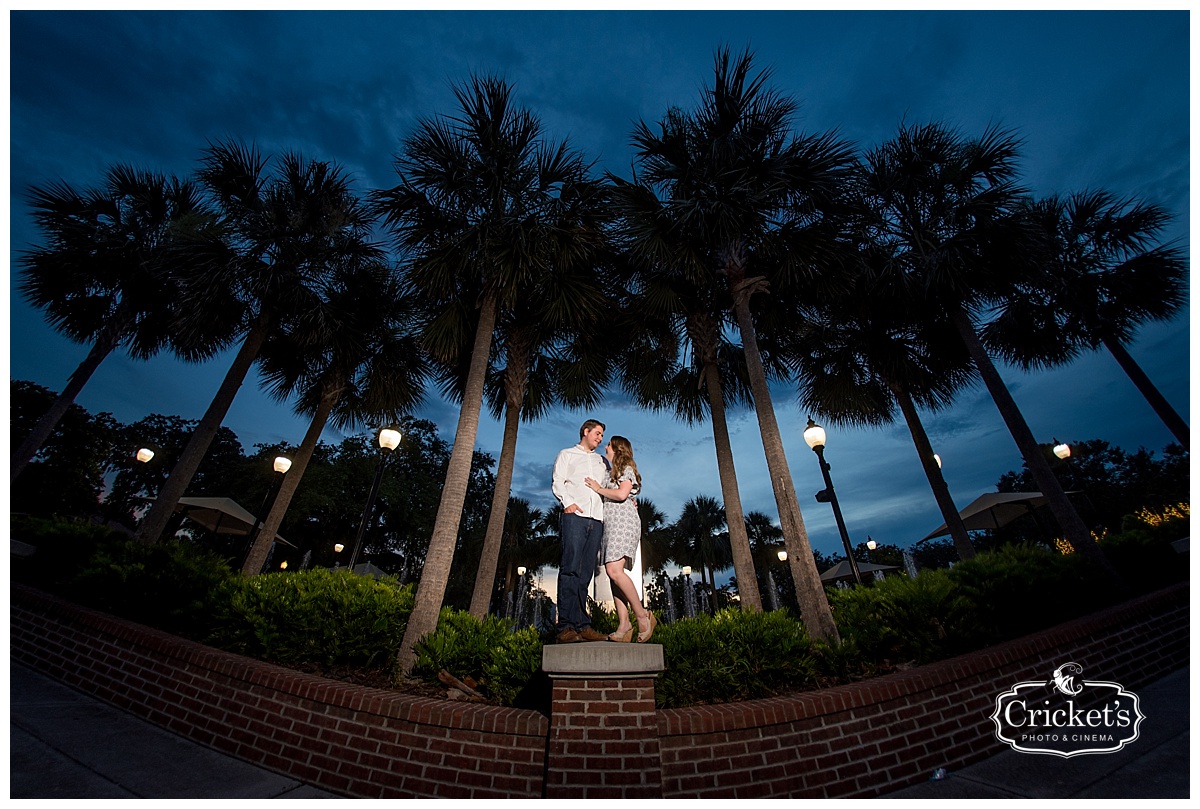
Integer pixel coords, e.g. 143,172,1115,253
584,476,634,502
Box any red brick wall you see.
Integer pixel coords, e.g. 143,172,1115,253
544,677,663,797
11,582,1187,799
656,583,1189,798
10,585,548,799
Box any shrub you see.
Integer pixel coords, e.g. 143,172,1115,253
484,627,548,709
945,543,1112,643
12,515,235,638
830,569,972,665
656,608,817,708
586,597,618,635
412,608,516,685
205,568,414,670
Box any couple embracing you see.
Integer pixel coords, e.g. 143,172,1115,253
551,419,657,645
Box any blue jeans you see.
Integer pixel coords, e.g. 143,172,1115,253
558,512,603,631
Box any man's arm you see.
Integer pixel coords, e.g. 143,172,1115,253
551,449,579,513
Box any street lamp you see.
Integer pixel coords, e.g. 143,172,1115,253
866,537,877,563
803,417,862,585
244,454,293,572
136,447,155,464
777,550,788,562
1053,439,1071,460
348,426,403,571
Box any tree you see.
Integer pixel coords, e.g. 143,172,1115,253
744,510,785,610
983,191,1188,449
604,241,766,612
782,236,979,561
857,121,1121,585
104,413,244,532
13,167,212,480
462,223,612,618
635,497,672,575
375,76,608,673
617,47,855,640
673,495,733,614
10,380,120,518
239,260,429,576
997,438,1189,535
134,142,380,546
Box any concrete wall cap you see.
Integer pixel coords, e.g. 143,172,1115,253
543,643,665,676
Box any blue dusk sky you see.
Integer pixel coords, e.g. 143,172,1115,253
7,8,1191,565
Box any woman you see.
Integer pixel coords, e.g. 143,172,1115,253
585,435,656,643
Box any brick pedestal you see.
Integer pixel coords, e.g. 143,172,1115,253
542,643,665,798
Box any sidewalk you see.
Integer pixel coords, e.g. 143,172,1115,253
9,660,1190,798
883,665,1191,799
9,663,338,799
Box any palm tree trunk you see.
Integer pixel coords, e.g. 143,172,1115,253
1102,335,1189,450
134,312,272,545
468,392,523,618
397,290,498,676
700,359,763,611
949,305,1124,586
241,380,342,576
12,305,133,481
890,381,976,560
727,270,839,643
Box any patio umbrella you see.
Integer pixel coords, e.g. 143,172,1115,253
143,496,295,547
819,560,900,582
920,492,1055,542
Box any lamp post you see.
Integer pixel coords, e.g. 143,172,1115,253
681,565,695,618
767,550,788,612
866,537,877,563
245,455,293,573
348,426,403,571
803,417,862,586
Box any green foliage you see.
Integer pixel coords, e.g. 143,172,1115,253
411,610,550,708
12,515,235,638
586,597,618,635
830,569,971,665
1100,518,1189,593
484,628,548,709
412,608,516,683
206,569,414,670
656,608,817,708
11,381,121,518
945,543,1111,641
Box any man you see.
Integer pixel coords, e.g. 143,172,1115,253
551,419,609,643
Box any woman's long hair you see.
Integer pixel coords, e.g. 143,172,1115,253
609,435,641,490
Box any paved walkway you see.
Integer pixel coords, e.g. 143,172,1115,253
10,663,337,799
884,665,1190,798
10,661,1189,799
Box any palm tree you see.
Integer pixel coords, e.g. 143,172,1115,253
674,495,733,614
239,260,430,576
782,237,979,561
374,75,610,674
134,142,381,545
858,122,1121,583
743,510,786,609
466,306,611,618
982,191,1188,449
494,497,559,617
606,264,765,612
617,46,854,641
14,166,213,480
635,497,672,575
